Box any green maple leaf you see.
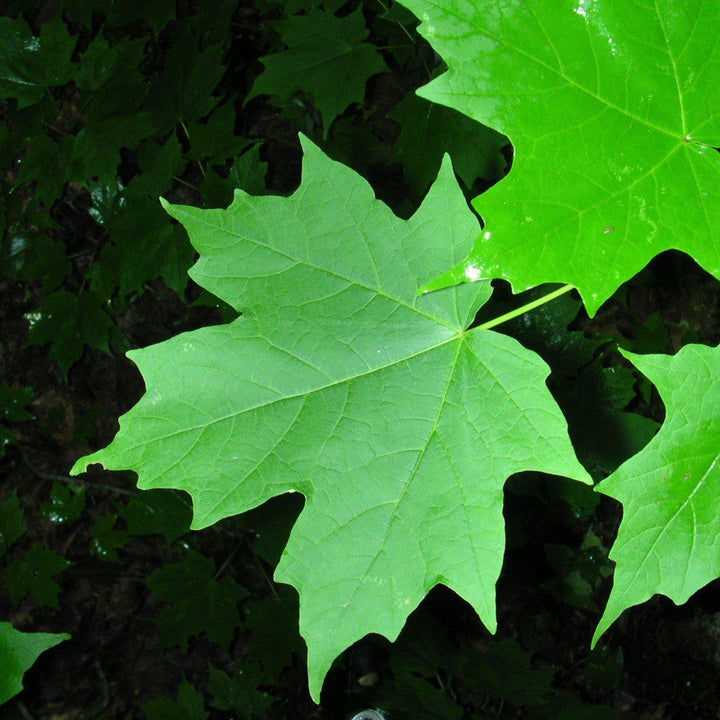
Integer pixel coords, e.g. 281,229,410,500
142,678,208,720
593,344,720,643
4,546,72,610
399,0,720,315
119,489,192,544
26,290,118,378
0,492,26,559
249,7,387,134
208,663,274,715
72,139,590,700
0,17,76,108
0,622,69,705
145,549,246,651
389,92,508,200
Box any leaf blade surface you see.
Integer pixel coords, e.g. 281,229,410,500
594,344,720,641
399,0,720,314
73,139,590,699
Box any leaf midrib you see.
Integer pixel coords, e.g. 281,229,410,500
123,330,464,455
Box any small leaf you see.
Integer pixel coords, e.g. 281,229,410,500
249,7,387,134
4,546,72,610
0,383,34,423
145,549,246,651
245,589,303,677
142,678,208,720
0,492,26,560
147,36,227,133
208,663,274,714
389,92,508,200
119,489,192,543
89,514,129,563
0,622,69,705
40,482,85,526
26,290,118,378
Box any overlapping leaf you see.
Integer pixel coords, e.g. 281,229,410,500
593,344,720,642
73,139,590,698
399,0,720,315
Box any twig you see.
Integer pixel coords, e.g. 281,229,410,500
19,449,134,497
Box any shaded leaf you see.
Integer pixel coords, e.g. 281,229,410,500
26,290,118,378
145,549,246,651
249,7,387,134
119,489,192,543
0,492,26,560
390,92,507,200
89,514,129,563
0,17,75,108
4,546,72,610
142,679,208,720
208,663,274,715
40,482,85,526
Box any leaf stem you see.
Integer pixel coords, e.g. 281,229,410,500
478,284,575,331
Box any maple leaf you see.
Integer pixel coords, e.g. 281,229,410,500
593,344,720,643
0,17,76,109
72,138,590,699
141,678,208,720
0,622,69,704
4,546,72,610
400,0,720,315
249,7,387,134
145,549,246,651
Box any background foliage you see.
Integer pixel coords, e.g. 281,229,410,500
1,0,719,718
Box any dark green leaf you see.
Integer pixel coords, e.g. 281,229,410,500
40,482,85,526
4,546,72,610
126,136,186,199
26,290,117,378
0,17,76,108
0,383,33,422
89,198,194,299
1,227,71,291
142,679,208,720
249,7,387,134
147,37,227,133
89,514,129,563
245,589,302,677
185,102,249,163
208,664,274,715
0,492,26,560
389,92,507,200
146,549,246,651
199,146,267,208
17,134,77,207
119,489,192,543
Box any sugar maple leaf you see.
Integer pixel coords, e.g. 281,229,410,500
593,344,720,642
72,138,590,699
248,7,387,134
400,0,720,315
